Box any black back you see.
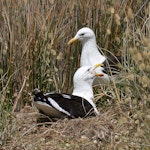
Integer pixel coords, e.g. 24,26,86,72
34,91,95,118
103,55,123,75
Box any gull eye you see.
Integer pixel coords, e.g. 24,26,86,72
80,33,85,36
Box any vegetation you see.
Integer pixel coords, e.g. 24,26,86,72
0,0,150,149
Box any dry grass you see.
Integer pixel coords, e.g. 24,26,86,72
0,106,139,150
0,0,150,149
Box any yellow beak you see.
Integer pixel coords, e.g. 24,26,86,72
94,63,104,69
93,63,104,77
96,74,104,77
68,38,78,45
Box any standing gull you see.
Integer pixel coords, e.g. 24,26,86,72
33,63,104,119
68,27,123,84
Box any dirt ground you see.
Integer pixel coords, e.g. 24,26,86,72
1,104,143,150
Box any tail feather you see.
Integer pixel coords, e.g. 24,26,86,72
33,88,41,95
103,55,123,76
33,88,45,102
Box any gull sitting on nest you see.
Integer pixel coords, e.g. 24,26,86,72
33,63,104,119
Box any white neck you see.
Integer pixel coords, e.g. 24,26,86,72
72,83,93,102
80,38,105,66
72,81,99,115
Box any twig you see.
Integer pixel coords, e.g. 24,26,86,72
12,71,31,113
63,45,71,93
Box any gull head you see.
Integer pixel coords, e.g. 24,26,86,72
68,27,96,45
73,63,104,87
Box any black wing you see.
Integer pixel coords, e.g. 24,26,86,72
102,55,123,76
45,93,95,118
34,90,95,118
